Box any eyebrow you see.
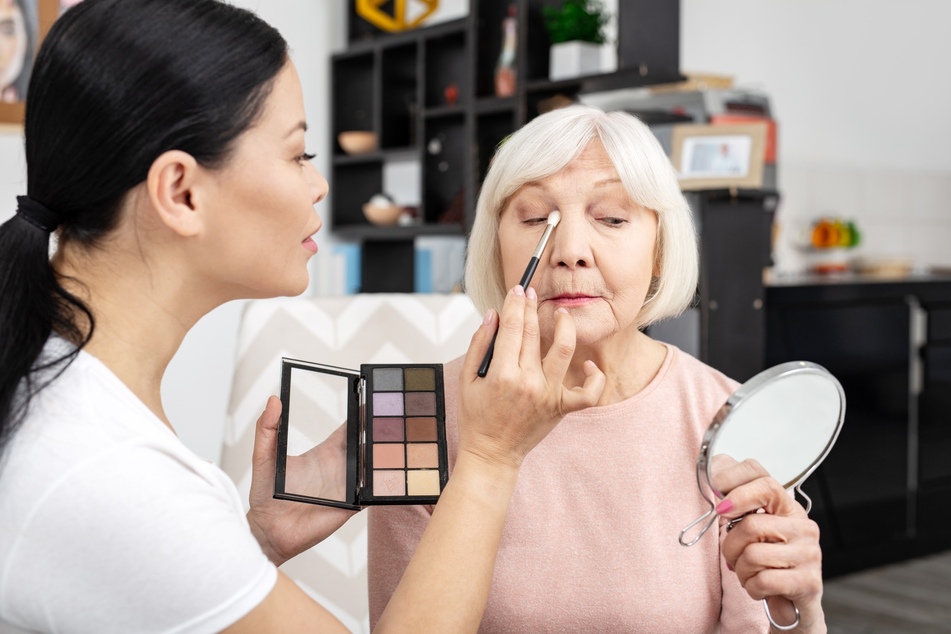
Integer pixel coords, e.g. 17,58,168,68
285,121,308,138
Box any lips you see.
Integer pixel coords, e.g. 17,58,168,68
545,293,598,307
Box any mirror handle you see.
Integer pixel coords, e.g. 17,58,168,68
679,507,717,547
764,598,800,631
794,484,813,514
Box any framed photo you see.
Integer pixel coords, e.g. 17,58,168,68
0,0,59,128
670,123,769,191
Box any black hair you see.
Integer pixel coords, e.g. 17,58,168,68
0,0,288,453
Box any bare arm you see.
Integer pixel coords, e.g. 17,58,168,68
229,286,605,632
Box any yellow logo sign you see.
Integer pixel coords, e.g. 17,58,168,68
356,0,440,33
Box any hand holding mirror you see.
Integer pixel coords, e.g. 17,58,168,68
679,361,845,631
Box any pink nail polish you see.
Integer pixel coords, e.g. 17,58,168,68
513,285,524,297
715,499,734,515
483,309,494,326
526,286,537,300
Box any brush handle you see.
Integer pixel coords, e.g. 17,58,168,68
477,256,540,377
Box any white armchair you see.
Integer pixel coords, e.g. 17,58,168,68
220,293,482,632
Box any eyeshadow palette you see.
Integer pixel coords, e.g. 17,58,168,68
275,358,448,510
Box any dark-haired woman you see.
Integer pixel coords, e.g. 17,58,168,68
0,0,605,631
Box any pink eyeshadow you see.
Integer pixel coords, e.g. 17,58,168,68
373,470,406,496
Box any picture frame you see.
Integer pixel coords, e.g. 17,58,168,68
669,122,769,191
0,0,60,129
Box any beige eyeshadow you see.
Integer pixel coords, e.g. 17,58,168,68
407,443,439,469
407,470,441,496
374,470,406,496
374,443,405,469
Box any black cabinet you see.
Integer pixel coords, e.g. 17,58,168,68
765,275,951,577
332,1,682,292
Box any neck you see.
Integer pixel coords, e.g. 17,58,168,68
53,236,225,431
556,328,667,407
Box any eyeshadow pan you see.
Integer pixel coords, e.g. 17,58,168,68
404,367,435,391
407,470,441,496
373,368,403,391
373,418,404,442
407,443,439,469
373,392,404,416
405,392,436,416
405,417,437,441
374,443,405,469
374,470,406,496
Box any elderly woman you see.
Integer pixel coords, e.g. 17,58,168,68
368,105,825,633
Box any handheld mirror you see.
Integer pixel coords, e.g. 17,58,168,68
678,361,845,630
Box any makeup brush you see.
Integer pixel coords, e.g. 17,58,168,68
478,210,561,378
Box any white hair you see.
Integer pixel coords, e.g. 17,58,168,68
464,104,698,328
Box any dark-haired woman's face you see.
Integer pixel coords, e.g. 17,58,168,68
0,0,28,101
197,61,327,299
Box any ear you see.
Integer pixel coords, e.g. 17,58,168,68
146,150,202,237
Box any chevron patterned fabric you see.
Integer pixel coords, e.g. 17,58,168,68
221,294,483,632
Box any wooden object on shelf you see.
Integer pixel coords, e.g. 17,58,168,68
337,131,379,156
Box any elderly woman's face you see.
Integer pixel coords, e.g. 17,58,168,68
498,141,657,346
0,0,27,99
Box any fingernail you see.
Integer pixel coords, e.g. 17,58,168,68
726,562,734,572
513,285,525,297
483,309,494,326
526,286,537,300
556,307,568,314
715,499,734,515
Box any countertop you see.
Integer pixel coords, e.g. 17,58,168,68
765,268,951,305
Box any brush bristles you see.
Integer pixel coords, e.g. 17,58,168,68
547,210,561,226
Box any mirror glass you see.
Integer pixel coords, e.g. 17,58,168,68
707,367,844,492
279,365,354,505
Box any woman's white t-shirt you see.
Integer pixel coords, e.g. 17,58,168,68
0,340,277,633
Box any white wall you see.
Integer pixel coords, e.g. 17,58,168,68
680,0,951,273
3,1,950,458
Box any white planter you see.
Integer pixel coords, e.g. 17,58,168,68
549,41,602,81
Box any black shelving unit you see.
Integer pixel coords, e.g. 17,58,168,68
332,1,682,292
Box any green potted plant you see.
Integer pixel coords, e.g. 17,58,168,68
543,0,611,81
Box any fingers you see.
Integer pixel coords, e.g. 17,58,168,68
516,287,542,372
251,395,283,472
562,359,605,412
489,285,528,377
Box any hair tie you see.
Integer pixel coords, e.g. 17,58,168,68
16,196,63,233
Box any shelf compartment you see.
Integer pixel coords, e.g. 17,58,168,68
423,26,468,109
475,111,518,184
331,161,383,229
421,116,467,228
331,51,375,154
380,42,419,150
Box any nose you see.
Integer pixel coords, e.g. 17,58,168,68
547,210,592,269
308,163,329,205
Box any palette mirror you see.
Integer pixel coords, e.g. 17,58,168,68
678,360,845,629
275,358,449,511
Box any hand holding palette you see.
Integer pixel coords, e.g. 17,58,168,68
275,358,448,510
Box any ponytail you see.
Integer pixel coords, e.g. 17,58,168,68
0,204,92,451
